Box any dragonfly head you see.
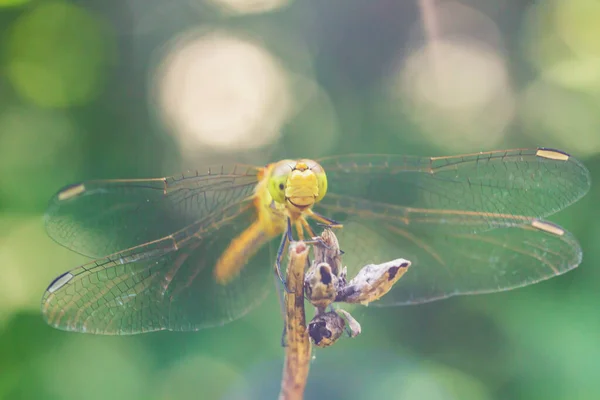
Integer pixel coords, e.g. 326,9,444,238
267,159,328,210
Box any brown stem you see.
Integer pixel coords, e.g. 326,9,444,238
278,241,311,400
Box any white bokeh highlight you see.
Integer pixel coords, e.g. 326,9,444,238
397,39,514,150
154,30,293,154
207,0,290,15
387,1,514,151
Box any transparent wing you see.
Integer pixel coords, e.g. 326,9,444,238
318,148,590,233
327,218,581,305
41,201,279,334
45,165,260,258
314,148,590,304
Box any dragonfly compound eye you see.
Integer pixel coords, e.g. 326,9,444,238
311,161,328,203
267,159,294,203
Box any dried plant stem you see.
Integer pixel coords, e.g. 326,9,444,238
278,241,311,400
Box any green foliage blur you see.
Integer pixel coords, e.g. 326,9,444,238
1,1,599,399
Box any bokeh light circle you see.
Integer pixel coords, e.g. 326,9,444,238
208,0,290,15
152,30,293,153
394,39,514,151
5,1,114,108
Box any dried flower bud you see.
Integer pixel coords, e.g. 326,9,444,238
336,259,411,305
304,262,340,309
312,228,343,276
308,311,345,348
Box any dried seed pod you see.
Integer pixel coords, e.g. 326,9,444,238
336,259,411,305
304,262,341,309
308,311,346,348
312,228,344,276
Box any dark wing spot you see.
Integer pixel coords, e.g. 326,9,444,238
279,183,285,190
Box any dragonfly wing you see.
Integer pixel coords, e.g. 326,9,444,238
319,217,581,305
314,148,589,304
45,165,260,258
41,201,279,334
318,148,590,231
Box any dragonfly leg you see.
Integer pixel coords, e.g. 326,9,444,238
280,325,288,347
304,236,328,248
304,235,345,255
273,271,291,348
295,219,305,241
304,228,339,252
287,217,294,241
300,217,316,239
275,218,294,294
309,210,343,229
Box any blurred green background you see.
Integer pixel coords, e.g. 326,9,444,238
1,0,600,399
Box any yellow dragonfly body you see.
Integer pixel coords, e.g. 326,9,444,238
214,159,331,285
41,148,590,335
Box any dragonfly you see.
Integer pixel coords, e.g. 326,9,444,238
41,148,590,335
